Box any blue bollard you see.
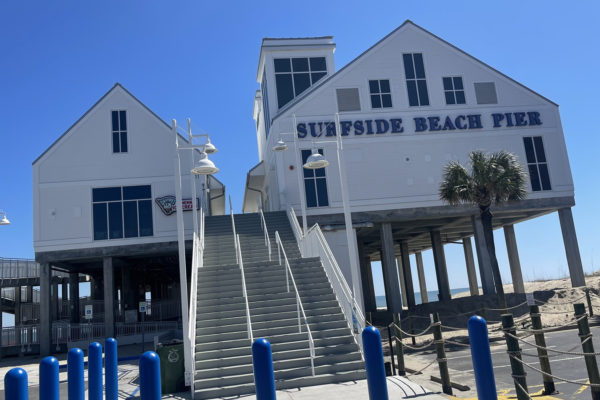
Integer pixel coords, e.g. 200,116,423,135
40,356,59,400
68,347,85,400
139,351,161,400
362,326,389,400
89,342,103,400
105,337,118,400
468,315,498,400
5,368,28,400
252,338,276,400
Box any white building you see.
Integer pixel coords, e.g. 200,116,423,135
244,20,585,314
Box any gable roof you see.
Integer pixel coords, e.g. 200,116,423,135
270,20,557,124
33,83,171,165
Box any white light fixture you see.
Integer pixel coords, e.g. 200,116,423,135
204,138,218,154
191,152,219,175
0,211,10,226
272,139,288,152
303,151,329,169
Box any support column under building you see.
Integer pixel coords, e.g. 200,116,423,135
395,256,409,307
462,237,479,296
14,286,21,326
61,280,68,319
40,263,52,356
503,225,525,293
399,241,416,309
380,223,403,312
558,208,586,287
472,215,495,295
103,257,115,338
69,273,80,323
415,251,428,303
52,282,59,321
357,243,377,314
430,230,451,302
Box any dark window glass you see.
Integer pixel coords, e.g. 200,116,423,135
93,187,122,202
302,149,315,178
371,95,381,108
93,203,107,240
380,80,390,93
316,178,329,206
119,110,127,130
304,180,317,207
123,201,138,238
314,149,326,177
108,202,123,239
274,58,291,72
369,80,379,93
453,76,463,90
444,76,465,105
111,111,119,131
528,165,541,191
138,200,153,236
417,80,429,105
533,137,547,162
292,58,309,72
112,132,120,153
524,136,551,191
445,92,455,105
381,94,392,108
311,72,326,83
413,54,425,78
123,185,151,200
275,74,294,108
443,77,453,90
403,54,414,79
293,73,311,96
455,91,466,104
538,164,551,190
120,132,128,152
523,137,536,163
407,81,419,106
309,57,326,71
261,71,271,136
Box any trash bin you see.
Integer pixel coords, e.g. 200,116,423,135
156,340,185,394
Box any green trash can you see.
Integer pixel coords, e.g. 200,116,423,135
156,340,185,394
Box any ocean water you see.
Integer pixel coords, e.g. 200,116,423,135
375,287,470,308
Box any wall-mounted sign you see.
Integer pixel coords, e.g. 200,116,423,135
155,195,200,216
84,305,93,320
296,111,542,138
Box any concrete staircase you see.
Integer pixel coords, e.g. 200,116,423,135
193,211,365,399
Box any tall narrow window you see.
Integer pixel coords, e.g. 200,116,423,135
261,71,271,136
369,79,392,109
274,57,327,109
111,110,128,153
442,76,466,105
301,149,329,208
403,53,429,106
523,137,551,191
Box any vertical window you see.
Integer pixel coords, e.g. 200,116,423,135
369,80,392,109
92,185,153,240
403,53,429,106
442,77,466,105
274,57,327,109
111,110,128,153
261,71,271,136
301,149,329,208
523,137,551,191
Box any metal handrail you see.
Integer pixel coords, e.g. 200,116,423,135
288,207,365,353
274,231,315,376
229,196,239,264
236,234,253,342
187,207,204,394
259,209,272,261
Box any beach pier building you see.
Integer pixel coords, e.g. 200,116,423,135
243,20,585,318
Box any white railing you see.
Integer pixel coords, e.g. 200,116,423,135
236,234,254,342
187,207,204,395
274,231,315,376
230,196,239,264
1,325,39,347
287,207,365,352
259,209,272,261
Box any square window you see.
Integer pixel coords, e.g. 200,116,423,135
369,79,392,109
474,82,498,104
443,76,465,105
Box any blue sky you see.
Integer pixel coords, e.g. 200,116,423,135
1,1,599,296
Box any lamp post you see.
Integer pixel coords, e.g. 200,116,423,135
173,118,219,387
0,211,10,225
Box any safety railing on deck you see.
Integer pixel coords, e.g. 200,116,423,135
259,209,272,261
236,234,254,343
0,258,70,281
230,196,239,264
274,230,315,375
287,207,365,352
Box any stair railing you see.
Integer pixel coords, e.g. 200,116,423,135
259,209,272,261
274,230,315,376
236,234,253,343
229,196,239,264
287,207,365,352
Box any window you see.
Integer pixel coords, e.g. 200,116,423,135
523,137,551,191
274,57,327,109
92,185,153,240
443,77,466,105
111,110,128,153
403,53,429,106
474,82,498,104
369,80,392,108
261,71,271,136
336,88,361,112
301,149,329,208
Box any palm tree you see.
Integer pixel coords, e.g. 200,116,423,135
439,150,528,308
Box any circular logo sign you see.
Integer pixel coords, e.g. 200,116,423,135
168,349,180,363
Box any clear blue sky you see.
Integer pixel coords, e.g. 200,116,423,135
1,1,599,295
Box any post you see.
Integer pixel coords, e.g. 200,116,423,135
586,288,594,317
504,225,525,293
396,256,409,307
252,338,276,400
68,348,85,400
392,313,405,376
103,257,115,338
40,262,52,356
430,231,451,302
502,314,528,400
558,208,586,287
105,338,118,400
380,224,403,312
574,303,600,400
139,351,162,400
89,342,103,400
40,356,59,400
386,325,396,375
432,313,452,395
69,272,80,323
528,305,555,394
399,241,416,309
468,316,497,400
362,326,389,400
462,237,479,296
4,368,28,400
415,251,428,303
472,215,495,295
292,114,308,235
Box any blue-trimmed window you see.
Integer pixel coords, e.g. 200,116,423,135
403,53,429,106
369,79,392,109
443,76,466,105
274,57,327,109
92,185,153,240
301,149,329,208
523,137,551,191
111,110,128,153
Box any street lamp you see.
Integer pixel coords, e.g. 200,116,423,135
0,211,10,225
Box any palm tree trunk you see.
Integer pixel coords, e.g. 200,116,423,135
480,206,507,308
